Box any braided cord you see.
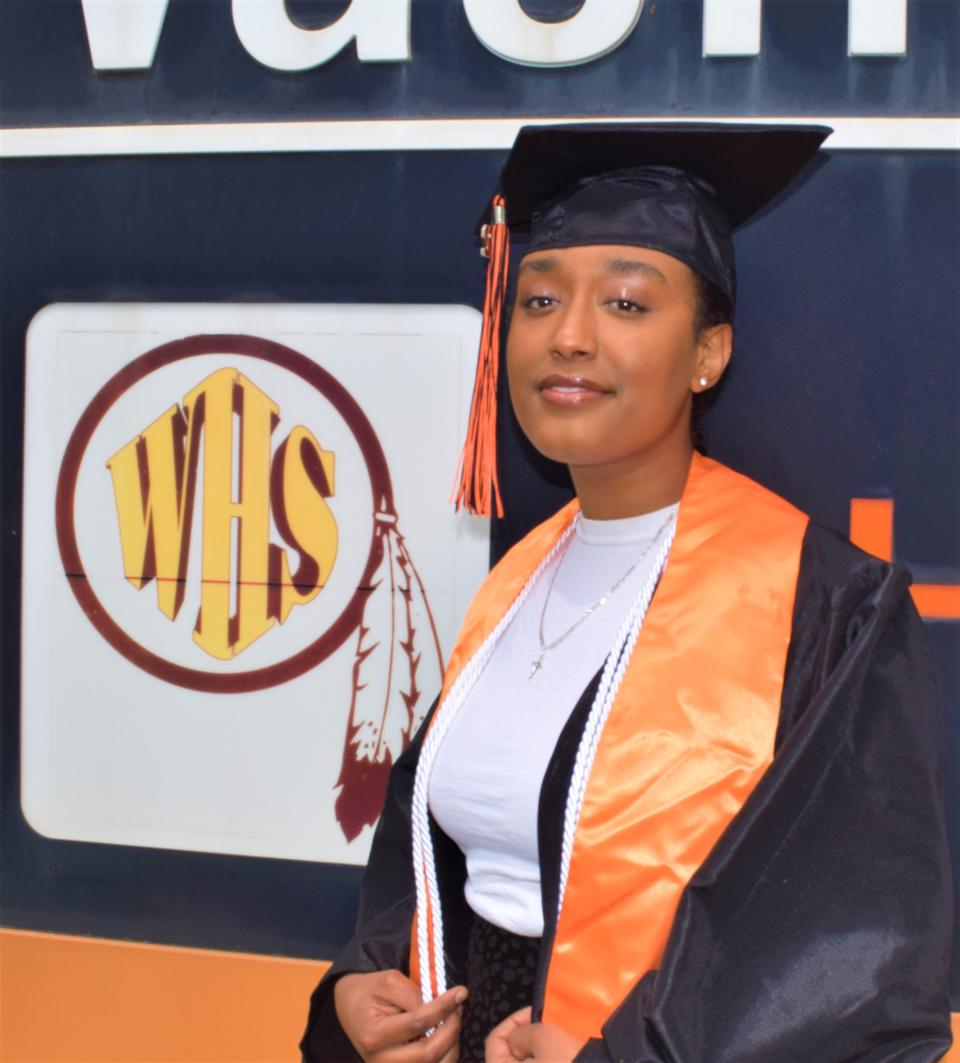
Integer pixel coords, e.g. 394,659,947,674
410,521,577,1004
557,521,677,909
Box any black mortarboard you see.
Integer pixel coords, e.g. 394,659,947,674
454,122,832,518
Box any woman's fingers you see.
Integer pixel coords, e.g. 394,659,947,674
437,1037,461,1063
384,1002,463,1063
336,971,466,1061
335,970,468,1062
506,1019,581,1063
393,985,467,1043
490,1006,532,1036
485,1006,533,1062
506,1023,536,1059
371,969,424,1013
368,986,467,1057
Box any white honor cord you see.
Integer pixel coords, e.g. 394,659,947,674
410,521,577,1005
557,520,676,911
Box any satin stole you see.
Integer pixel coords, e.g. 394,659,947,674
411,453,808,1042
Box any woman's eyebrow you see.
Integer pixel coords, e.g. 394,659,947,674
605,257,668,284
518,256,557,274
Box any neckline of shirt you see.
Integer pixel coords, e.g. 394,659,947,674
576,501,679,546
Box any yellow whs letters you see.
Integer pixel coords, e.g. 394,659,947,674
106,367,338,660
106,403,197,621
187,368,276,659
270,425,338,625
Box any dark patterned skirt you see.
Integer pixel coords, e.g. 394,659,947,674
458,913,541,1062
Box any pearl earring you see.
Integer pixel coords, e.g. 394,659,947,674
698,376,709,388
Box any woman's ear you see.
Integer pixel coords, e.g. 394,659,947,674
691,323,733,393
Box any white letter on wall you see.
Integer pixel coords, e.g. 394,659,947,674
848,0,907,56
232,0,410,71
702,0,762,57
463,0,644,68
80,0,170,70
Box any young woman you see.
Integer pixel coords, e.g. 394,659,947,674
301,124,953,1063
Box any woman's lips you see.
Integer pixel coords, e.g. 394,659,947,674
537,374,612,407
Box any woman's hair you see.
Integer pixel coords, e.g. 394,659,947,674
691,271,734,453
692,270,734,335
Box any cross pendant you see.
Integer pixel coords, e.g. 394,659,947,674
529,654,544,680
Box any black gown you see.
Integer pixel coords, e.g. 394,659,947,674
300,522,954,1062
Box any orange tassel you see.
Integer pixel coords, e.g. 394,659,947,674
453,194,510,518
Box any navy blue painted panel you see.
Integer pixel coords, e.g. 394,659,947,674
0,153,957,1001
710,152,960,563
0,0,957,127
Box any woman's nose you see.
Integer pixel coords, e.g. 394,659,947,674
550,299,596,359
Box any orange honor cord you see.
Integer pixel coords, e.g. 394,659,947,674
408,905,436,1000
453,194,510,518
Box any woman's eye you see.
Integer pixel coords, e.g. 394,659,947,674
608,298,648,314
521,295,555,310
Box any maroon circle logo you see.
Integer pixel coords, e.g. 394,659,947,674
56,334,394,693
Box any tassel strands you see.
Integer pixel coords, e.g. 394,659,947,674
453,194,510,518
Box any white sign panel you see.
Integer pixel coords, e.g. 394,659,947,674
22,302,487,864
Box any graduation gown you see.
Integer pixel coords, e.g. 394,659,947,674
300,516,953,1062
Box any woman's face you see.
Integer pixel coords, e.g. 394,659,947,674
506,244,729,476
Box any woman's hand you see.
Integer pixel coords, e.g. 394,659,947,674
335,969,467,1062
485,1006,581,1062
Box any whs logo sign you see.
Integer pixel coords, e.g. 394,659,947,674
42,321,461,846
23,304,482,861
105,364,338,662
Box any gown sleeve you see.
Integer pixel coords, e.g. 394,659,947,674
298,700,435,1062
573,524,954,1062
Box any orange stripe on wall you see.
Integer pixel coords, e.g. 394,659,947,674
849,498,895,562
913,583,960,620
849,498,960,620
0,928,328,1063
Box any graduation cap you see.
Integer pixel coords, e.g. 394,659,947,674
453,122,832,519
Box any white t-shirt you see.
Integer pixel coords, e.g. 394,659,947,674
428,502,677,937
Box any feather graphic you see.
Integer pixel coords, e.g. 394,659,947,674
335,502,444,842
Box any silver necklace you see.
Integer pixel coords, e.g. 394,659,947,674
529,512,675,680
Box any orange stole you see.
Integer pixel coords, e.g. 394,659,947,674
412,455,808,1041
